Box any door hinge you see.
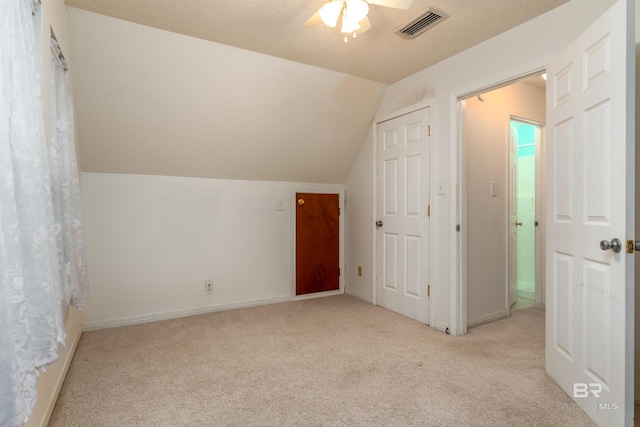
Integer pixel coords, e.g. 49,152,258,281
427,205,431,217
428,125,431,137
427,285,431,297
338,268,341,276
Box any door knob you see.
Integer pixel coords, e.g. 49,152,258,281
375,220,383,228
600,238,622,253
298,198,305,206
515,222,523,227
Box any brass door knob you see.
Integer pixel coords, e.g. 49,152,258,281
298,198,305,206
515,222,523,227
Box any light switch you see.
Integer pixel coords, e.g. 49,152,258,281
276,199,284,211
436,180,447,195
490,181,498,197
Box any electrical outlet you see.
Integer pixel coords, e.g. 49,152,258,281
205,280,213,291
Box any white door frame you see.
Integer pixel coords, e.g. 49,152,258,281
372,99,436,327
454,69,546,336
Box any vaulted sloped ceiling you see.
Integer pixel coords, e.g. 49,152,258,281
67,1,567,184
68,9,387,183
64,0,568,84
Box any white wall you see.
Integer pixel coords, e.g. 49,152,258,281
67,8,387,185
81,172,344,328
26,1,84,426
347,0,615,334
465,82,545,326
345,126,375,303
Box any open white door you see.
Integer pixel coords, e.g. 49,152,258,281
508,123,519,308
545,0,633,425
376,108,430,324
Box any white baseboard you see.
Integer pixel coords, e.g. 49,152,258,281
517,289,536,300
467,310,508,328
83,295,294,331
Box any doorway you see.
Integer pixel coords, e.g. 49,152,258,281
509,119,542,312
463,75,546,328
295,192,340,296
454,2,632,423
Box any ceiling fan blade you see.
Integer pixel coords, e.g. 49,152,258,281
356,16,372,34
367,0,413,10
304,10,322,28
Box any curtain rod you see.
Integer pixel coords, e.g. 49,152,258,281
50,28,68,70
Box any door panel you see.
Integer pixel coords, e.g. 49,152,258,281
545,1,632,425
384,159,398,215
383,233,398,291
376,107,430,324
296,193,339,295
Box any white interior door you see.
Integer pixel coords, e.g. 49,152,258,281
508,124,519,308
376,108,430,324
545,1,633,425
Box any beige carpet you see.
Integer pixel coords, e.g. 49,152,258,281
49,295,596,426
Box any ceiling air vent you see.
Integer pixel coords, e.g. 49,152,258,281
395,8,448,39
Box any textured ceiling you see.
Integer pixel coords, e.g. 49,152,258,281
63,0,568,84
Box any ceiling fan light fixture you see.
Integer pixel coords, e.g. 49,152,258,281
319,1,342,28
307,0,411,41
341,0,368,35
341,11,361,34
346,0,369,24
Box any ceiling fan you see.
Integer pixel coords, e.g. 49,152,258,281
304,0,414,42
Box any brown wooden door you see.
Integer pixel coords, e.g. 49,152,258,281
296,193,339,295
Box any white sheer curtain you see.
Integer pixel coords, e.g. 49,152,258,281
0,0,81,425
50,38,89,309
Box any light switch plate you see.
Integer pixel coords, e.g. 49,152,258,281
436,180,447,195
